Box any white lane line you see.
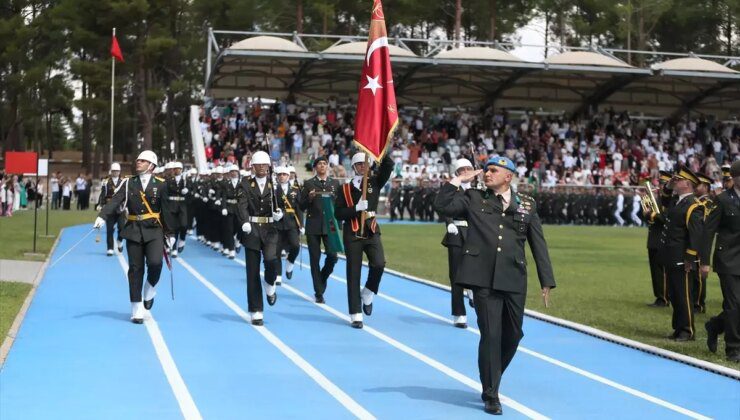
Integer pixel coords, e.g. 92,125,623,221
297,261,711,420
177,257,375,420
232,257,548,420
115,254,203,420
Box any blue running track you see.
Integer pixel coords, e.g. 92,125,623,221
1,224,738,419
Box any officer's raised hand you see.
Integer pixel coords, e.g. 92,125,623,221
451,168,482,185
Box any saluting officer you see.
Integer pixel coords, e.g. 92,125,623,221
237,151,281,326
439,158,476,328
703,160,740,363
434,156,555,416
274,166,303,284
655,166,706,341
218,164,244,259
300,156,340,303
644,170,673,307
164,162,188,257
94,150,170,324
334,153,394,329
694,172,715,313
97,162,125,256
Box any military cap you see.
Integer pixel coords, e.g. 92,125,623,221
675,165,700,185
313,156,328,167
659,170,673,182
721,165,731,179
696,172,712,185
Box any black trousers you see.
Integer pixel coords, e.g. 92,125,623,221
186,201,197,231
648,248,668,304
245,243,277,313
221,213,239,251
344,232,385,314
472,287,525,402
390,201,403,221
306,234,338,297
706,273,740,355
693,270,707,312
447,246,467,317
666,265,696,336
105,213,124,251
275,228,300,275
125,237,163,302
402,201,414,221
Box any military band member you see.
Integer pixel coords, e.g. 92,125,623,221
218,164,244,259
655,166,706,341
694,173,715,313
274,166,304,284
334,153,394,328
94,150,170,324
97,162,125,256
435,156,555,416
703,160,740,363
300,157,340,303
237,151,281,326
164,162,188,257
644,171,672,307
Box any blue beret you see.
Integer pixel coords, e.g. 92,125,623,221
485,156,516,173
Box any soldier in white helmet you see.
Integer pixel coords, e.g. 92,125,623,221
236,150,281,325
163,162,188,257
94,150,171,324
96,162,126,255
217,164,245,259
273,166,303,284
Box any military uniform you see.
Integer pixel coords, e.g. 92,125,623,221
704,185,740,360
388,182,403,221
97,176,125,253
218,175,246,258
164,174,189,252
440,186,471,323
646,209,669,306
694,193,715,312
300,174,340,300
274,181,303,279
434,157,555,411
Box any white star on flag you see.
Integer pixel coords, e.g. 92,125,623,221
363,74,382,96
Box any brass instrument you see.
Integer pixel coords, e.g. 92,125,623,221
640,180,661,216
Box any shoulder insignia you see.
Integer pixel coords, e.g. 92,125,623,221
155,176,165,182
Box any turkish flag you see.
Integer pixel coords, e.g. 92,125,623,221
353,0,398,162
110,35,124,63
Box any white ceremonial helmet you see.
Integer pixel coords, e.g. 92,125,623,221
153,166,164,174
136,150,158,166
110,162,121,172
251,151,271,165
201,168,211,176
275,166,290,175
239,170,249,177
228,164,240,173
452,158,473,175
164,162,174,170
288,165,296,173
351,152,367,167
213,166,224,175
188,168,197,175
173,162,183,170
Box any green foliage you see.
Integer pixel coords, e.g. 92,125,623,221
0,282,33,343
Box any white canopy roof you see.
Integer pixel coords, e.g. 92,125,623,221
435,46,522,62
653,57,738,74
545,51,632,68
229,36,306,52
322,41,416,57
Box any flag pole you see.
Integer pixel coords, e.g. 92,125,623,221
109,27,116,170
359,153,370,236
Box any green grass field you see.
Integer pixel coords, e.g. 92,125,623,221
0,209,97,261
0,282,33,342
379,223,736,368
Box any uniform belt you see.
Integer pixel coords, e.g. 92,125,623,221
452,220,468,227
365,211,376,218
249,216,273,223
127,212,160,222
168,196,185,201
285,209,295,213
226,199,238,204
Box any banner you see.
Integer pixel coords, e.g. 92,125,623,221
320,194,344,254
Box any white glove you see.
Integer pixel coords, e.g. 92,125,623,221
181,188,189,194
194,193,200,198
93,217,105,229
221,209,228,216
167,236,176,248
299,227,305,235
202,197,208,203
95,205,101,211
215,200,221,206
242,222,252,234
272,209,283,221
447,224,459,235
355,199,369,212
209,189,215,195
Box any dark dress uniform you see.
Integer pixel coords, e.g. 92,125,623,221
434,182,555,406
274,182,303,277
299,175,340,300
694,194,715,312
388,184,403,221
164,175,188,249
439,185,470,320
646,210,669,306
334,156,394,316
218,177,246,256
237,176,279,314
656,192,706,339
97,177,125,252
98,175,170,304
704,187,740,359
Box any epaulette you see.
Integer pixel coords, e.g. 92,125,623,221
516,192,535,203
155,176,165,182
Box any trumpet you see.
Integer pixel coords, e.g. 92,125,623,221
640,180,661,216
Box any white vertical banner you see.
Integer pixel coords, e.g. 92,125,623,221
38,159,49,176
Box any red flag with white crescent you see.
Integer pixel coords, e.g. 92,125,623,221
353,0,398,162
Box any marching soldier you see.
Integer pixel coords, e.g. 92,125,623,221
655,166,706,341
164,162,188,257
703,160,740,363
185,168,198,235
644,171,672,307
218,164,243,259
288,165,301,188
237,151,281,326
434,156,555,416
439,158,476,328
94,150,170,324
274,166,304,284
388,178,403,221
194,169,210,244
97,162,125,256
334,153,394,328
694,172,715,313
210,166,226,253
300,157,341,303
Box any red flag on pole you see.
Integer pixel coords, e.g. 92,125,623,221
110,35,124,63
353,0,398,162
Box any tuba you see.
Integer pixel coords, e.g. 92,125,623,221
640,180,661,216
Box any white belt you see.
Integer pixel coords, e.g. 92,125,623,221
226,199,238,204
249,216,273,223
168,197,185,201
452,220,468,227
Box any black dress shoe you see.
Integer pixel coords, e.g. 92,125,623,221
267,292,277,306
351,321,363,329
674,332,694,342
705,322,718,353
363,302,373,316
468,298,475,308
251,319,264,326
727,352,740,363
454,322,468,329
286,270,293,280
648,300,669,307
131,318,143,324
484,399,502,415
144,299,154,310
315,294,325,304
